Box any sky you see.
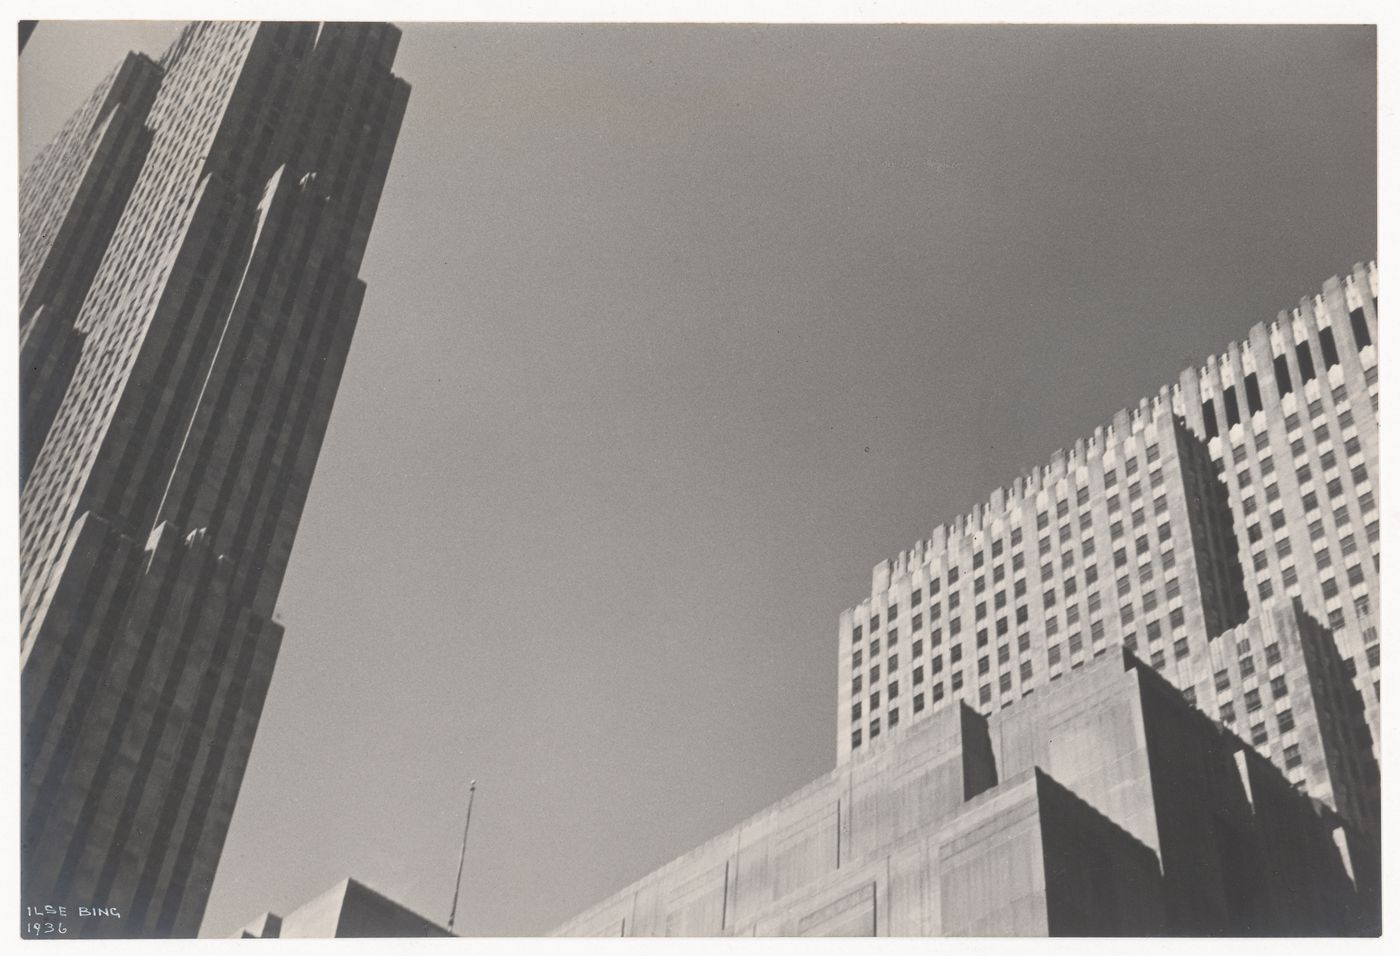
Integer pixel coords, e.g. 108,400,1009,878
17,19,1376,938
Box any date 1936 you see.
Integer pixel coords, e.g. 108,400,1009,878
24,905,122,936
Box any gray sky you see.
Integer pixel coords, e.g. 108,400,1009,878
19,21,1375,937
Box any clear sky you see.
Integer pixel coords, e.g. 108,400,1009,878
19,20,1375,937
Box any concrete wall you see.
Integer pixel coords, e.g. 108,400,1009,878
237,878,451,938
553,650,1371,937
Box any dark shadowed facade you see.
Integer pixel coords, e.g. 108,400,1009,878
18,21,409,938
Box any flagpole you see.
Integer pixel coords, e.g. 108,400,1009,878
447,779,477,935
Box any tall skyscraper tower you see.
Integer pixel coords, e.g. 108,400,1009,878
19,22,409,937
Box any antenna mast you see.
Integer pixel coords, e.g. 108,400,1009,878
447,779,477,935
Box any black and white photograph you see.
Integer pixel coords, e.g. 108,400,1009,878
7,2,1385,943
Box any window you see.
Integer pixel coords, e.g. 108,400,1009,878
870,690,881,709
1020,660,1033,681
913,665,925,685
913,692,925,713
1278,709,1295,733
913,639,924,659
1297,341,1316,382
852,701,862,720
1284,744,1302,769
1174,638,1189,659
999,673,1012,694
1215,670,1231,692
851,728,862,748
1265,643,1282,666
888,708,900,728
853,649,863,668
1240,656,1255,677
911,588,922,606
1220,701,1236,723
869,614,880,630
870,719,881,738
1203,400,1220,438
1244,373,1263,414
1270,675,1288,699
1169,607,1185,629
1244,689,1262,713
911,613,923,631
1321,327,1344,369
933,683,945,703
852,624,863,643
852,674,863,694
1251,723,1268,746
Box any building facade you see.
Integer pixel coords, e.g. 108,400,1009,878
19,22,409,938
554,651,1373,936
555,263,1380,937
236,878,452,938
837,264,1380,837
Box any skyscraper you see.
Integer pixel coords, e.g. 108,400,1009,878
553,263,1380,936
19,22,409,938
837,263,1379,831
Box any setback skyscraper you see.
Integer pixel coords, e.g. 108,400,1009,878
837,263,1380,837
554,263,1380,936
19,21,409,938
